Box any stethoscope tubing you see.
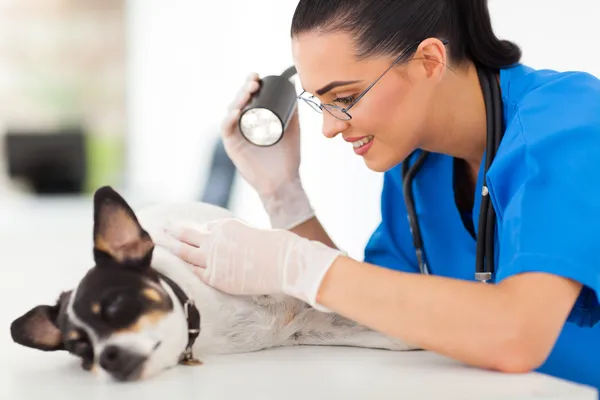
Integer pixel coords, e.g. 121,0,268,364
402,65,504,283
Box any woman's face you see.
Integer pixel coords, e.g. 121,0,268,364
292,31,441,172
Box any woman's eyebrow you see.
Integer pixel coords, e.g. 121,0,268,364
315,80,362,96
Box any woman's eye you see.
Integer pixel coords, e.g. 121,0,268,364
333,95,356,105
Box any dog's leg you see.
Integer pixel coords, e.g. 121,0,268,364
282,308,420,351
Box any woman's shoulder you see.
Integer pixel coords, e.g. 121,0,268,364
498,64,600,155
501,63,600,101
501,63,600,132
486,65,600,210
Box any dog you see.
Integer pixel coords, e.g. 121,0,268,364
10,186,417,382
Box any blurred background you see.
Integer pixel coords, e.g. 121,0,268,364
0,2,598,395
0,0,598,269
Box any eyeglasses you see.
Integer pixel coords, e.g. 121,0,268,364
298,39,448,121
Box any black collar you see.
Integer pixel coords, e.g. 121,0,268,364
156,272,202,365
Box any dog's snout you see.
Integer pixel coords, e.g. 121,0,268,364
99,345,146,381
99,345,120,370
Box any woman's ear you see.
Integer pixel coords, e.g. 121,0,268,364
415,37,448,81
92,186,154,269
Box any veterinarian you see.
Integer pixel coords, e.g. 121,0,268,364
162,0,600,390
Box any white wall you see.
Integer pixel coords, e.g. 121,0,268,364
125,0,600,260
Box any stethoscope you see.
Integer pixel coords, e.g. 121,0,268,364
401,65,505,283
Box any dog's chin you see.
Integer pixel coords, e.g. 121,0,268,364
137,346,182,381
95,367,143,383
94,359,164,383
95,367,121,383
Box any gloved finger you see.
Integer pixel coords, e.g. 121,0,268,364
168,239,206,268
163,220,213,248
152,231,205,267
220,107,242,138
227,90,246,113
246,71,259,83
152,229,183,252
177,240,206,268
227,74,259,111
229,79,260,115
192,265,211,285
222,77,260,137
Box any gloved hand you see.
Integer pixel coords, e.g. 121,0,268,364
159,218,344,311
221,73,314,230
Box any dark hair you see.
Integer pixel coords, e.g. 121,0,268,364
290,0,521,70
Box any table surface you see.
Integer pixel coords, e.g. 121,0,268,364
0,194,597,399
2,345,597,400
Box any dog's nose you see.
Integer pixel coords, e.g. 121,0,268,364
99,345,146,381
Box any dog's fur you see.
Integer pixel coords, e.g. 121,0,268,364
10,186,417,382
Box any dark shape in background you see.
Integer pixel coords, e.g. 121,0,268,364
200,138,237,209
5,126,87,195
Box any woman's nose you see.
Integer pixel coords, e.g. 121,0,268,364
321,112,349,139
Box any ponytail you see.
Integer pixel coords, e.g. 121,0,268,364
454,0,522,69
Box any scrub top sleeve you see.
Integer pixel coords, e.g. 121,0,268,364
495,109,600,300
536,321,600,389
364,168,420,274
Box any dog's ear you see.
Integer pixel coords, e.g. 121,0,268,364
10,294,67,352
93,185,154,269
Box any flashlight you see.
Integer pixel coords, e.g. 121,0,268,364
238,66,297,147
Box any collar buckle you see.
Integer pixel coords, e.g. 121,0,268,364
179,345,203,366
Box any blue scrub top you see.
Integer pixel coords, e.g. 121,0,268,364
363,63,600,389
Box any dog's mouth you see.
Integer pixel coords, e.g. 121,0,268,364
101,341,162,382
105,356,146,382
117,360,145,382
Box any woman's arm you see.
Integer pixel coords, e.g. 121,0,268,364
316,255,582,373
162,211,581,373
290,216,338,250
261,178,338,249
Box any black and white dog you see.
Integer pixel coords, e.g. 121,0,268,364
10,186,416,382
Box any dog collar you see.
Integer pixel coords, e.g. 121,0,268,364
156,272,202,366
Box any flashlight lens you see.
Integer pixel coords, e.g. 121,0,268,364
239,108,283,146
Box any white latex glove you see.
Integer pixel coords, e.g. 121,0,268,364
159,218,344,311
221,73,314,230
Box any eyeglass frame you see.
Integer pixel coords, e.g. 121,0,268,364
297,38,449,121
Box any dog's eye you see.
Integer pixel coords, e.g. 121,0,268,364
100,293,140,324
102,294,126,321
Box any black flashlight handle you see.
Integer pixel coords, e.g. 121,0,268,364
242,75,297,130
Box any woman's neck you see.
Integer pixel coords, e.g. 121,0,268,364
426,61,489,177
